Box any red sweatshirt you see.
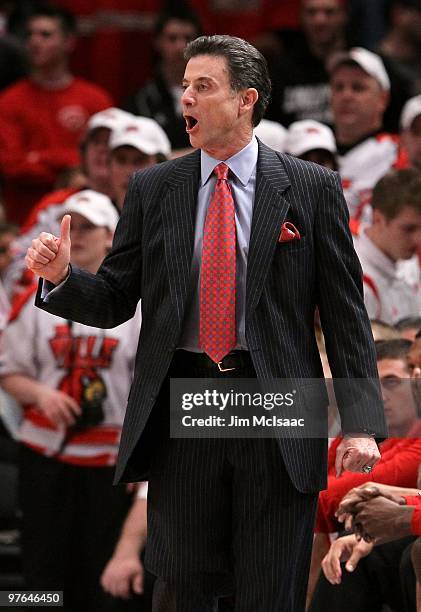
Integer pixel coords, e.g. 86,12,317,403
316,421,421,532
0,77,112,224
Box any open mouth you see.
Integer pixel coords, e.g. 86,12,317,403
185,116,199,132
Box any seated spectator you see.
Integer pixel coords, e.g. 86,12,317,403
284,119,337,169
124,6,201,152
109,117,171,211
266,0,348,126
6,107,133,296
308,338,421,611
0,4,112,225
0,190,141,611
378,0,421,95
396,316,421,341
329,47,399,221
399,95,421,171
353,168,421,324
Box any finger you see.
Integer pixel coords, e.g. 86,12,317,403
322,554,337,583
117,580,130,600
344,514,354,531
354,522,363,539
56,403,76,426
35,233,59,253
346,547,364,572
62,396,82,416
132,570,144,594
25,253,43,271
60,214,71,244
38,232,59,254
27,247,54,266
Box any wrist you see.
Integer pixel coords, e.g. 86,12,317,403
395,505,414,535
49,265,69,286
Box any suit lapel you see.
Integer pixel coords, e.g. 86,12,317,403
246,142,291,320
161,150,201,324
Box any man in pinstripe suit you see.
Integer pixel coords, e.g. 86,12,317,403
27,35,386,611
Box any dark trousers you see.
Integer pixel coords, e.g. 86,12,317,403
19,445,143,612
143,351,319,612
309,536,416,612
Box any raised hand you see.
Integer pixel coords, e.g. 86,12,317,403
25,214,71,285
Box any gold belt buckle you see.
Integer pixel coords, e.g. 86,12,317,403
217,359,235,372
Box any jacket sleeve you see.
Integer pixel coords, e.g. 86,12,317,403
314,170,387,438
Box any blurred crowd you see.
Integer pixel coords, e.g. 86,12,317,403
1,0,421,610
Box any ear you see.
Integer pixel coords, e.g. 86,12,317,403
64,33,77,55
378,89,390,115
372,208,386,227
238,88,259,117
105,229,113,250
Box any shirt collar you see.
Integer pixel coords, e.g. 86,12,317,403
201,136,258,187
359,229,399,280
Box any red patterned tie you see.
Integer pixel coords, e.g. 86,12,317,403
199,162,236,363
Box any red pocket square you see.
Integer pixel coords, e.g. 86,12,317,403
279,222,301,243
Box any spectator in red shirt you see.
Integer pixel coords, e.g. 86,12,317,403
0,4,112,225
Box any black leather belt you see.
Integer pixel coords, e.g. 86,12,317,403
175,349,252,372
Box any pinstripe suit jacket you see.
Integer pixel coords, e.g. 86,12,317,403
36,141,386,492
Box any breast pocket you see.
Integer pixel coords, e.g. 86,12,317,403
277,234,308,253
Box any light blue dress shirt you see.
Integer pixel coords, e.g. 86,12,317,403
179,136,258,352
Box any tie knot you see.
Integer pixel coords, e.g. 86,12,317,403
214,162,229,181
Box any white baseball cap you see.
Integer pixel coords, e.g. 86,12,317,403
110,117,171,157
61,190,119,231
285,120,337,157
86,107,134,134
400,95,421,130
254,119,287,152
328,47,390,91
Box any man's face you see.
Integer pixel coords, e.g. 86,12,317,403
374,205,421,261
301,0,346,46
182,54,247,155
331,65,388,134
84,128,111,183
402,115,421,171
395,5,421,44
69,212,112,269
378,358,417,434
156,19,197,70
26,16,73,68
110,146,157,209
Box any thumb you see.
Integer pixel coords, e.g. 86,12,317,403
345,547,364,573
60,214,71,244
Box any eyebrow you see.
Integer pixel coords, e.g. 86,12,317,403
182,76,215,86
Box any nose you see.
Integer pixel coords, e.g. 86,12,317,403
181,85,195,107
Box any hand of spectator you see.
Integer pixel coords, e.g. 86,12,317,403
25,215,71,285
36,386,81,426
336,484,406,530
335,435,380,477
353,496,414,543
100,555,144,599
321,534,373,584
